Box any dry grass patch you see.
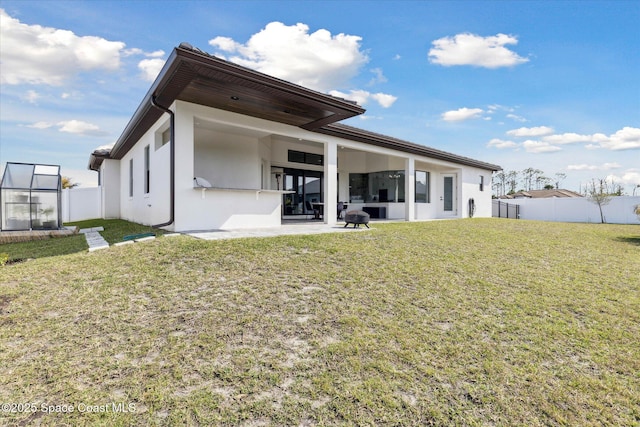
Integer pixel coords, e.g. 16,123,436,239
1,219,639,425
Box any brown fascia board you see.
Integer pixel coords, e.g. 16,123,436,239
316,123,502,172
108,48,187,159
175,44,365,117
107,43,365,160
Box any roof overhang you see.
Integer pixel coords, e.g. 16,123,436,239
315,124,502,172
108,43,365,160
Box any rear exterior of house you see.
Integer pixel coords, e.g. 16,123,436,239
89,43,500,232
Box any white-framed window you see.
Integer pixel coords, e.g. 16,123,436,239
144,145,150,194
416,170,430,203
480,175,485,192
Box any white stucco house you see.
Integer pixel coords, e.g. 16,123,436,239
89,43,501,232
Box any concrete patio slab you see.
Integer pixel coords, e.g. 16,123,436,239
184,222,373,241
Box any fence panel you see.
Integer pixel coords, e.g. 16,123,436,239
492,200,520,219
62,187,102,223
496,196,640,224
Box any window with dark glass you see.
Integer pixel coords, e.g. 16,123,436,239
480,175,485,192
288,150,324,166
416,170,430,203
144,145,150,194
348,170,405,203
129,158,133,197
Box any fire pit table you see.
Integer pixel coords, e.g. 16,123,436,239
343,210,370,228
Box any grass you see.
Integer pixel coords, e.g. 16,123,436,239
0,219,162,261
1,219,639,426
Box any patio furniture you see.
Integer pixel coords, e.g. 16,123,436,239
344,210,370,228
305,201,320,219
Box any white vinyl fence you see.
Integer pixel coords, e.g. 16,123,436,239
62,186,102,223
498,196,640,224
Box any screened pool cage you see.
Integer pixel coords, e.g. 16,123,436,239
1,163,62,231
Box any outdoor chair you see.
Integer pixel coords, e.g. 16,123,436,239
305,201,319,220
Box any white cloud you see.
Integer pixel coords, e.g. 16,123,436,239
358,115,382,121
26,121,54,129
543,132,597,144
57,120,107,136
507,126,554,137
522,140,562,153
546,127,639,150
25,119,107,136
428,33,529,68
138,58,166,82
567,162,622,171
441,107,484,122
606,169,640,187
330,89,369,106
209,36,241,52
370,92,397,108
329,89,397,108
124,48,165,58
368,68,388,85
506,113,527,122
0,8,125,85
596,127,640,150
487,138,518,149
94,142,115,151
208,22,369,92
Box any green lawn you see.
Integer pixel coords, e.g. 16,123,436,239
1,219,638,426
1,219,162,262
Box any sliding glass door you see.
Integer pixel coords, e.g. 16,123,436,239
282,168,323,216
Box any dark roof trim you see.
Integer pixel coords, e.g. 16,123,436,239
88,148,112,171
315,123,502,171
107,43,365,160
95,42,500,173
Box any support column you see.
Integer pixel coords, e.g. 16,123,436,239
405,156,415,221
324,140,338,225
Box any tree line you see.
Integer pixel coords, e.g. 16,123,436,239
492,168,567,197
492,169,626,197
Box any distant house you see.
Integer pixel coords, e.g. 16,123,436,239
88,43,501,232
503,189,583,199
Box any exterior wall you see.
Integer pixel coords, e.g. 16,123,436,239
506,196,640,224
118,113,171,227
103,99,497,230
172,101,296,231
61,186,101,222
461,166,493,218
181,189,281,230
100,159,120,219
194,128,261,189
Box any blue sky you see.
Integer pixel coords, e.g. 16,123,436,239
1,0,638,193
